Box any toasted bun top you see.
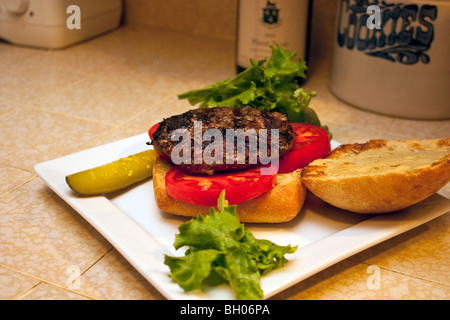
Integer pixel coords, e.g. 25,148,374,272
301,138,450,213
305,138,449,178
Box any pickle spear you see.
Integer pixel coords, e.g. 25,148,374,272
66,149,157,195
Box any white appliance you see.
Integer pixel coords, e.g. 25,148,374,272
0,0,122,49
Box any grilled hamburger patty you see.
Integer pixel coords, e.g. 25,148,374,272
151,106,296,175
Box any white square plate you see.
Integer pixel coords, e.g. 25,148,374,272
34,133,450,299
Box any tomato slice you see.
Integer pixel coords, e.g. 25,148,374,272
277,123,331,174
148,123,159,140
148,122,173,162
165,165,277,206
161,121,329,206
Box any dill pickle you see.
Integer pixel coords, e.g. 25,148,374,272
66,149,157,195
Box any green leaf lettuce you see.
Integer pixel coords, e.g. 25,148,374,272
178,43,331,139
164,191,297,300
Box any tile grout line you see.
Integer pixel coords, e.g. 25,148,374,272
1,246,113,300
0,263,67,298
76,91,180,151
0,161,36,173
0,175,38,200
62,247,116,300
74,124,127,151
22,74,184,135
13,282,42,300
16,73,91,110
0,104,27,121
14,281,97,300
347,257,450,288
27,104,118,128
116,91,178,127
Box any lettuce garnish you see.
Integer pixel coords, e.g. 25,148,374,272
178,43,331,139
164,191,297,300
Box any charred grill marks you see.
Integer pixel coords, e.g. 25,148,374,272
151,106,296,175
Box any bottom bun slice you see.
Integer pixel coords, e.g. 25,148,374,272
153,157,306,223
301,138,450,214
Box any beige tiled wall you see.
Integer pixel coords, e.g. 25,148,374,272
123,0,338,73
123,0,239,41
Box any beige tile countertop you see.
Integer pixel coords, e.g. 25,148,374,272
1,25,449,300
